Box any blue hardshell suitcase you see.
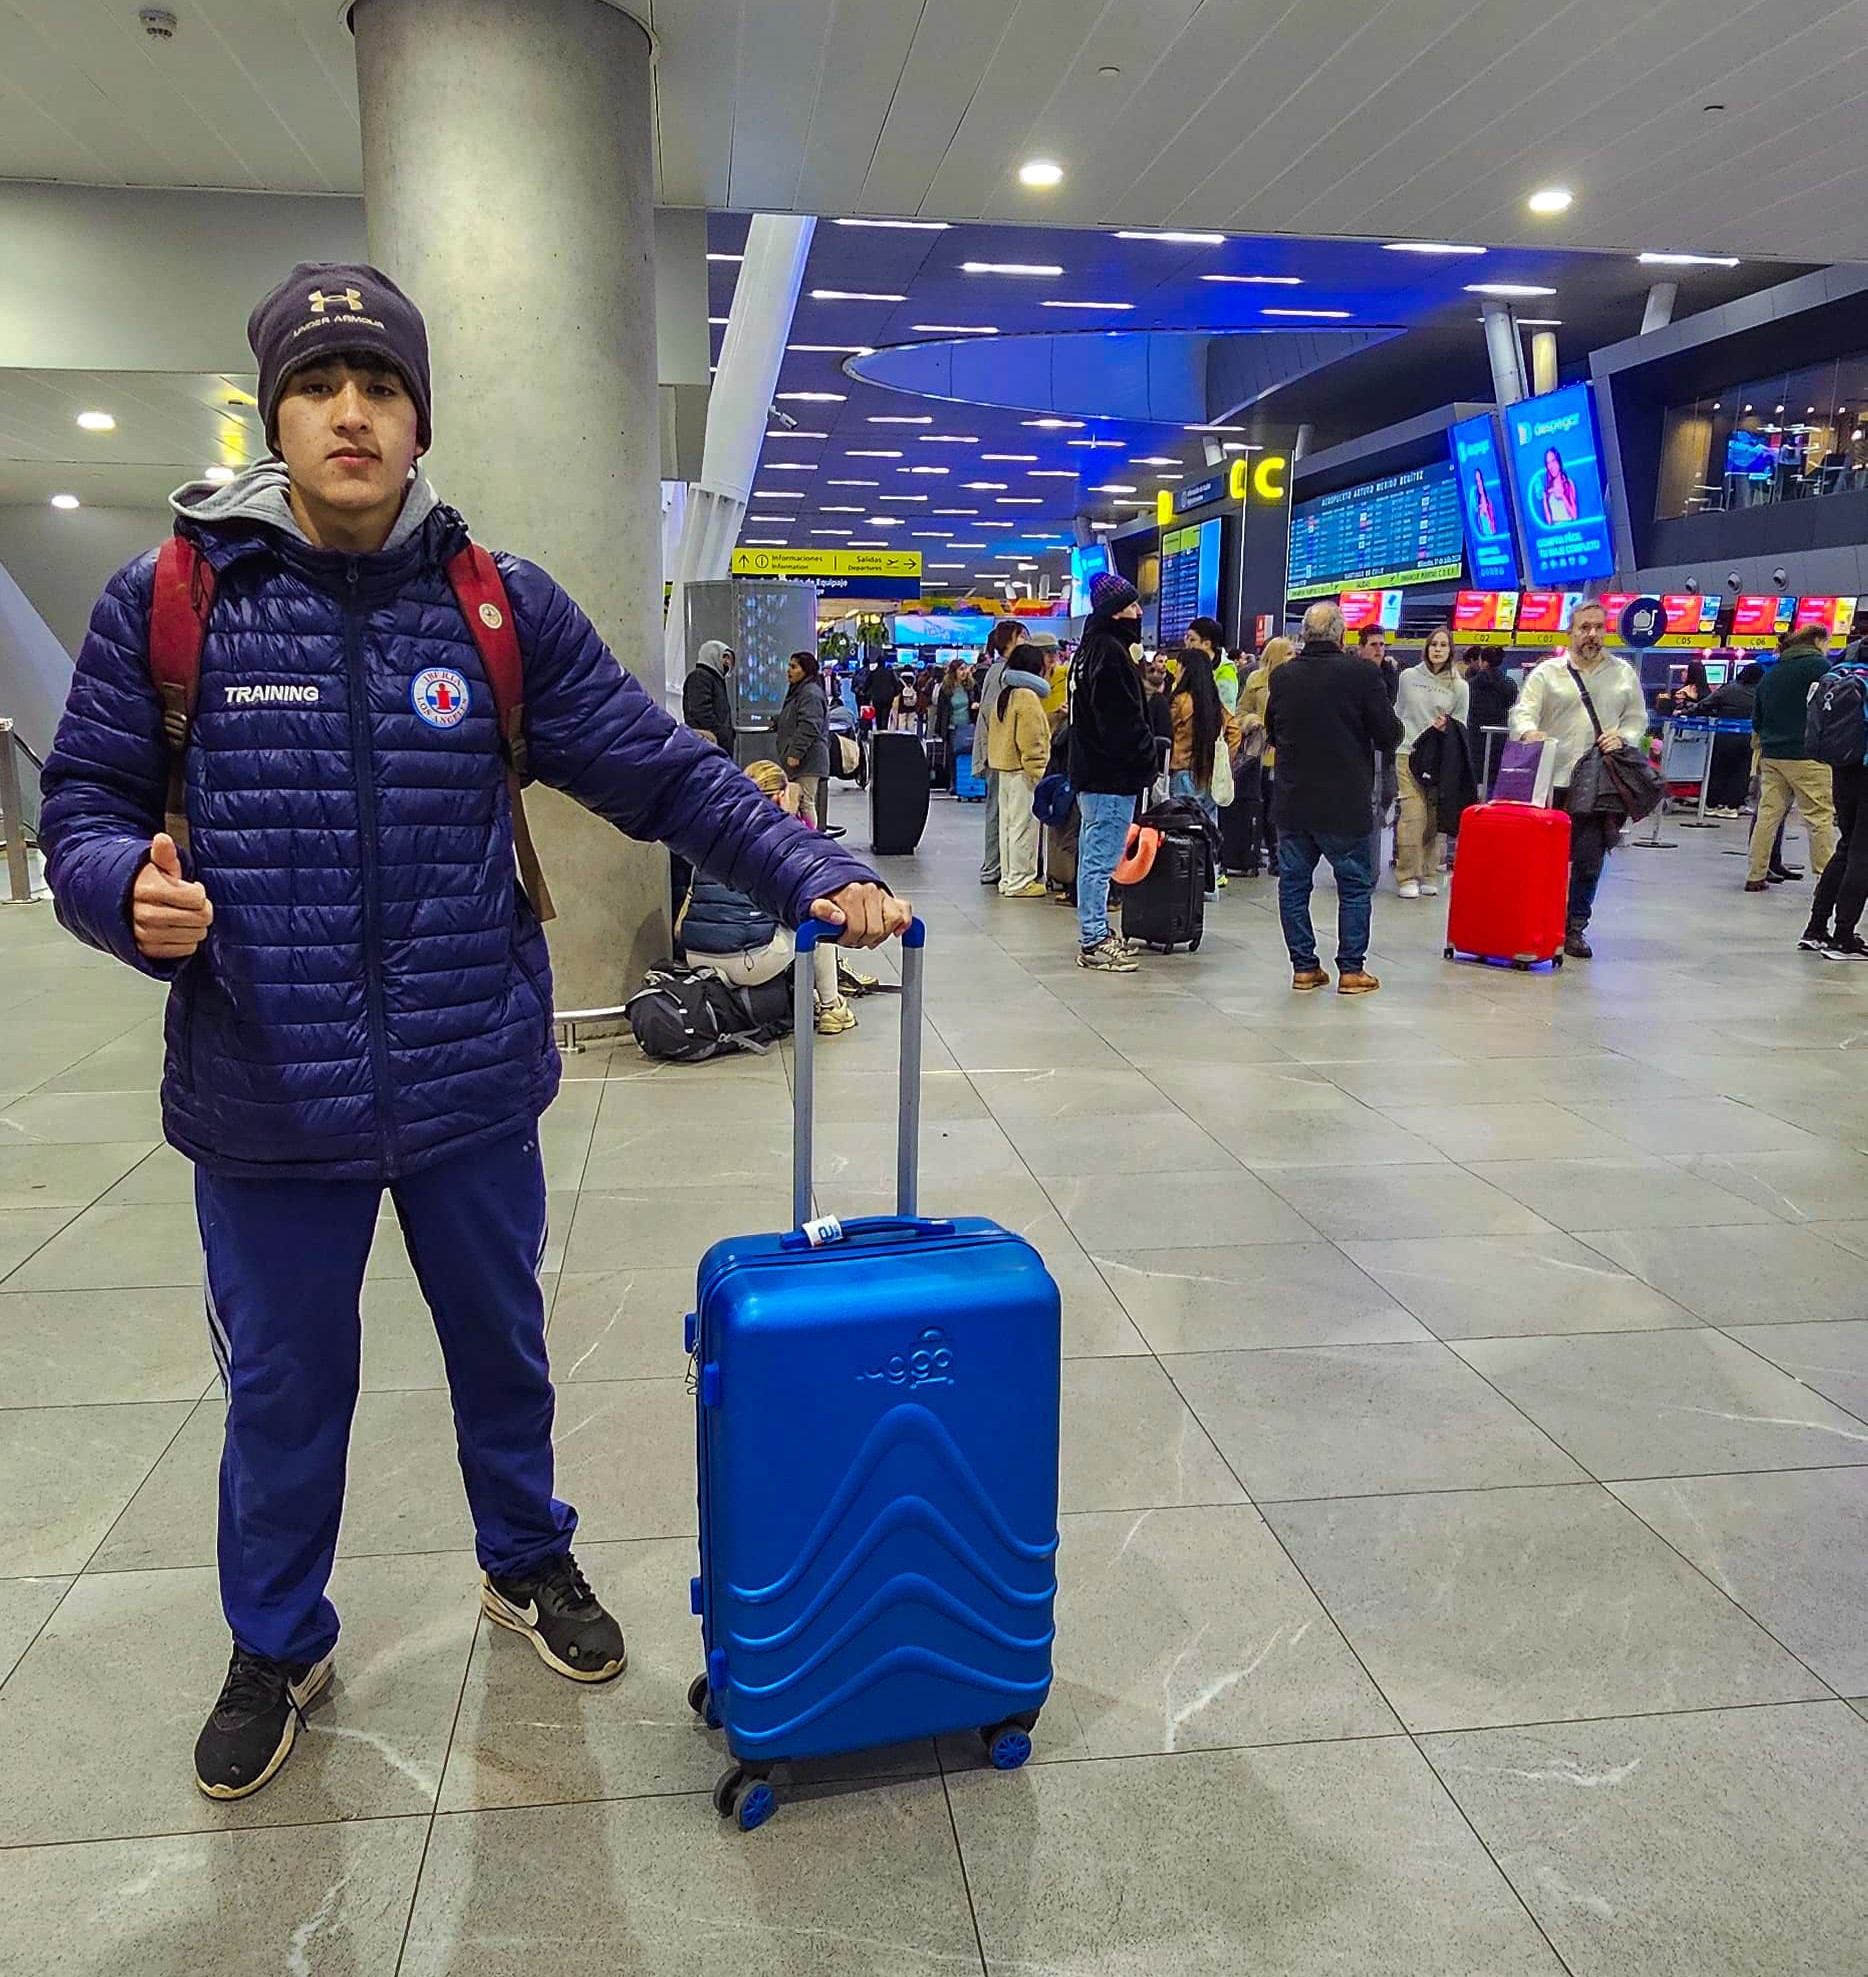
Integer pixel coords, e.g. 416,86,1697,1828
687,918,1060,1830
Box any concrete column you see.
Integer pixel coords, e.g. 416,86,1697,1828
353,0,664,1011
1481,300,1525,408
1641,283,1678,335
1529,329,1559,397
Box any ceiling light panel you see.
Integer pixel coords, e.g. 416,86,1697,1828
911,323,998,334
963,262,1063,276
1383,241,1485,255
810,289,905,302
1113,229,1225,244
834,217,948,230
1201,273,1302,286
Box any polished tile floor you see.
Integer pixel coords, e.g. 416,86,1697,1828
3,794,1867,1975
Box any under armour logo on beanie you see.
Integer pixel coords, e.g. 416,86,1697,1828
248,261,434,450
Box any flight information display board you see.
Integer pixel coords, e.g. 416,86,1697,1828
1158,517,1222,646
1286,460,1465,602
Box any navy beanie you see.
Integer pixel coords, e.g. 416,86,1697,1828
249,262,433,449
1089,571,1139,617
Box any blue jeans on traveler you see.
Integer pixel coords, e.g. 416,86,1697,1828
1168,769,1218,827
1278,830,1376,973
198,1126,573,1666
1076,790,1136,947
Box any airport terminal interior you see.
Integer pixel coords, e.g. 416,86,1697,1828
4,3,1868,1973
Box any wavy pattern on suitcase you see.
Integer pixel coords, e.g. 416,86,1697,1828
728,1403,1058,1604
718,1401,1056,1748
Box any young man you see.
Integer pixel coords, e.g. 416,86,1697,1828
1509,597,1647,957
681,639,737,755
39,261,906,1803
1068,574,1159,972
1266,601,1403,994
971,618,1028,885
1802,640,1868,958
1745,625,1837,893
1357,623,1401,876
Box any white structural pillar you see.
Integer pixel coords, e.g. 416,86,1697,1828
353,0,666,1009
661,214,816,701
1481,299,1526,408
1641,282,1679,334
1529,329,1559,397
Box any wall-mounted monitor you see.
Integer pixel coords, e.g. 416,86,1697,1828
1286,459,1465,601
1455,590,1521,643
1657,594,1721,646
1793,596,1855,638
1730,595,1797,648
894,612,997,648
1158,517,1222,646
1447,414,1520,589
1502,383,1616,588
1068,542,1112,618
1515,590,1580,637
1341,589,1405,632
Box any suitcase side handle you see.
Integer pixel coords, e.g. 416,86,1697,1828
792,915,927,1228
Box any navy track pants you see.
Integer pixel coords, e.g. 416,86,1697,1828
197,1127,576,1666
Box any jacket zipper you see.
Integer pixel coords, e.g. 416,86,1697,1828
343,557,399,1174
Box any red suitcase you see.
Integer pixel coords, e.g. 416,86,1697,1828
1444,801,1572,970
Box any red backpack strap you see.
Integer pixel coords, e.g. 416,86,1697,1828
147,536,216,850
444,543,556,922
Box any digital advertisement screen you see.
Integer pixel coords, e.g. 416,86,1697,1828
1068,542,1112,618
1793,596,1855,638
1286,459,1465,602
1658,594,1722,646
1503,384,1616,588
1158,517,1222,646
1455,590,1520,643
1730,595,1797,648
1725,429,1779,482
1340,590,1404,633
1447,414,1520,590
893,613,997,648
1515,590,1580,636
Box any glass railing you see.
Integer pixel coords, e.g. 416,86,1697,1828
1,719,43,903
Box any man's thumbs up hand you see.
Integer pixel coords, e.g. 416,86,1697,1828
131,832,214,961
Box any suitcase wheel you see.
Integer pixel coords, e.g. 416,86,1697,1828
1443,944,1455,960
714,1763,778,1831
1187,934,1201,952
1511,959,1532,971
981,1722,1034,1772
686,1672,721,1730
1552,954,1564,969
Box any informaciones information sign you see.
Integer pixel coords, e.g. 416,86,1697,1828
730,547,923,579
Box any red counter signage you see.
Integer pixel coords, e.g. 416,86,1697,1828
1454,590,1520,642
1731,594,1797,648
1792,595,1855,638
1516,590,1579,635
1657,593,1721,646
1339,589,1402,632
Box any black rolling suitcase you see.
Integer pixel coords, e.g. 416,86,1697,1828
868,731,932,854
1119,832,1206,952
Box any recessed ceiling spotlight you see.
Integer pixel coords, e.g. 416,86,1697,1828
1262,306,1353,318
49,493,81,509
1017,160,1064,188
1200,273,1302,286
1383,241,1486,256
911,323,999,335
1113,230,1225,244
810,289,906,303
868,415,933,424
1465,283,1557,298
203,464,237,485
1638,252,1741,267
834,217,949,230
775,390,846,401
963,261,1063,276
1041,299,1134,311
76,410,116,431
1527,187,1573,215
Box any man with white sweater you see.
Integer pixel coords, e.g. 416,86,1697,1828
1508,598,1648,959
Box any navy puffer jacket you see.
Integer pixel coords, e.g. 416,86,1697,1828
680,873,777,955
40,502,876,1181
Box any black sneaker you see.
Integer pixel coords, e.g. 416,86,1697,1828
1563,927,1594,960
482,1551,627,1682
194,1646,333,1800
1821,936,1868,962
1798,927,1830,952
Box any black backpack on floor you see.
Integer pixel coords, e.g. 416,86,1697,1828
624,965,793,1063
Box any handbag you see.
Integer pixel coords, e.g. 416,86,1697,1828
1565,664,1664,821
1211,745,1235,809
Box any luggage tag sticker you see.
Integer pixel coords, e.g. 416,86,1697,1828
801,1215,843,1247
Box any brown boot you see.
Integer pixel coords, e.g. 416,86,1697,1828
1337,969,1381,996
1291,967,1330,993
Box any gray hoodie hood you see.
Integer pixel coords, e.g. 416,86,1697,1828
695,639,732,677
170,459,442,554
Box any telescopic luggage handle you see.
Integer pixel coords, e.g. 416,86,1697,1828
792,915,927,1228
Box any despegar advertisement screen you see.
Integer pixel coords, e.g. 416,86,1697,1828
1504,383,1615,588
1287,460,1465,602
1447,413,1520,589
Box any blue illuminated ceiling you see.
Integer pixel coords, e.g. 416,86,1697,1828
707,214,1808,592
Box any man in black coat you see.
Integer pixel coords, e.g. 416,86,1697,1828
681,640,737,755
1068,574,1156,971
1267,602,1404,996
